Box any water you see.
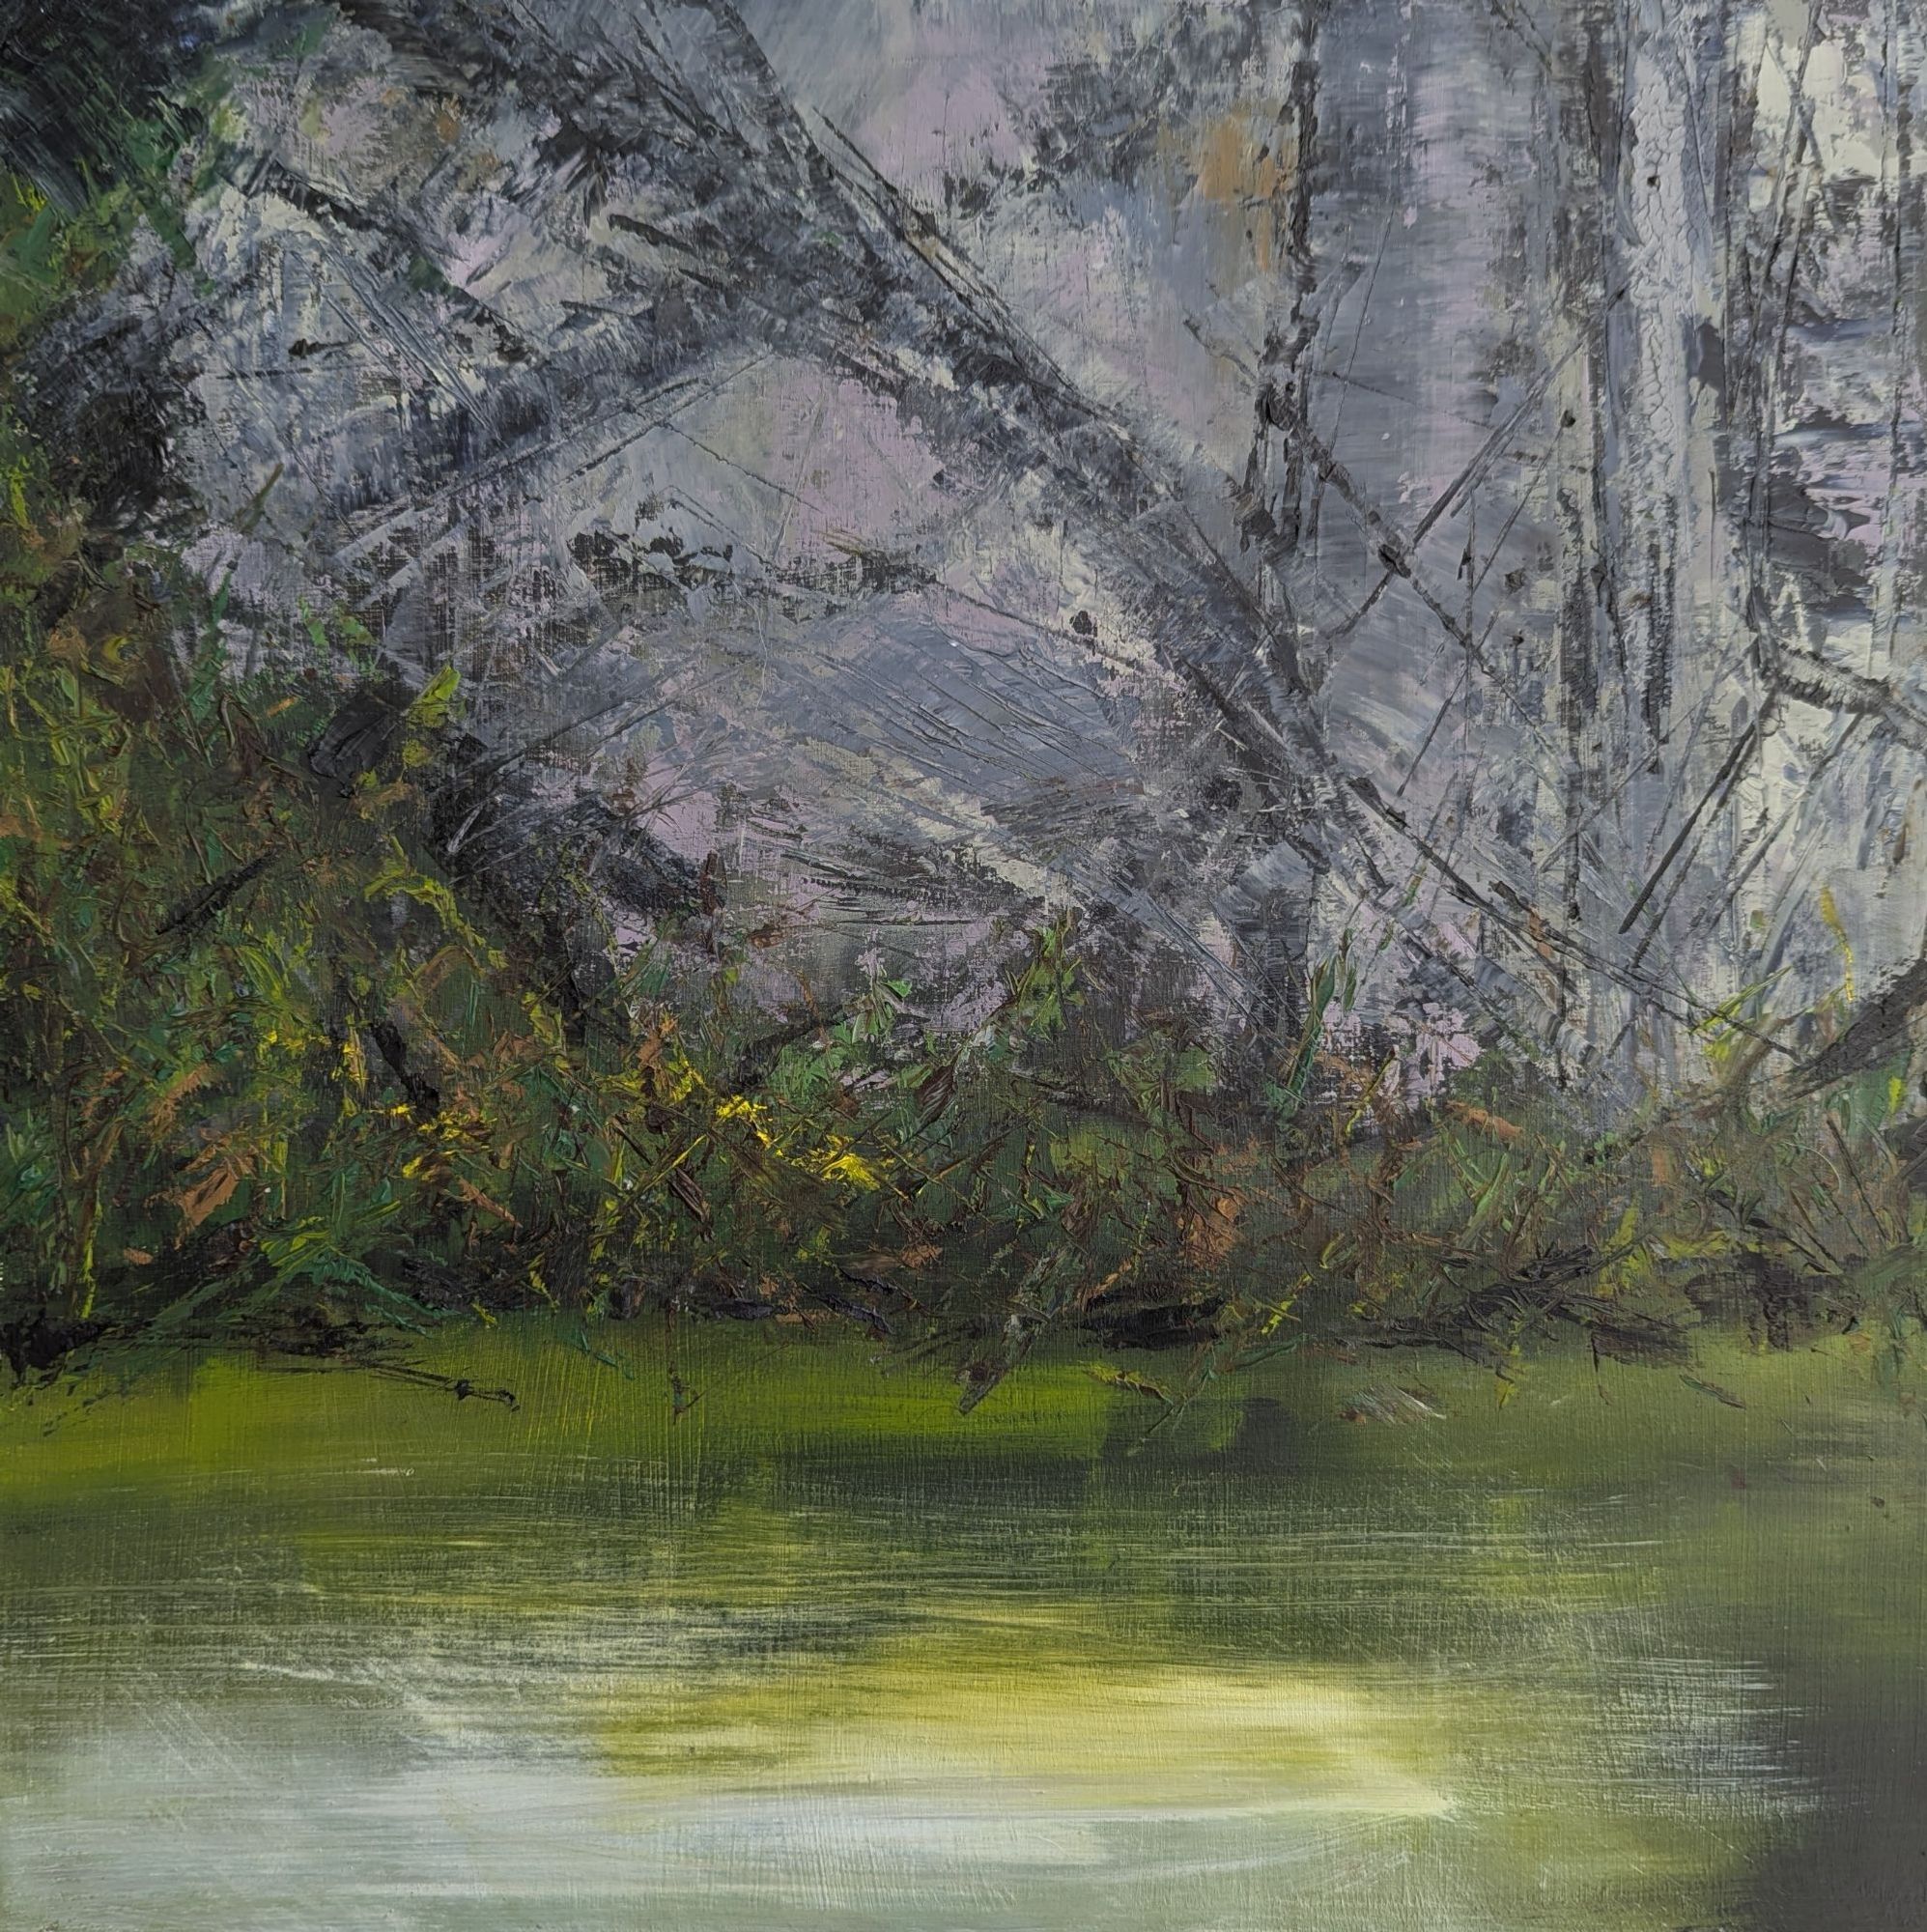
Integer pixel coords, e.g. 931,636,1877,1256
2,1326,1923,1929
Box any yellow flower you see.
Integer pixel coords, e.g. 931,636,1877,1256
813,1144,882,1190
716,1094,776,1147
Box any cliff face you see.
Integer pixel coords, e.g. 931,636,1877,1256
28,0,1927,1096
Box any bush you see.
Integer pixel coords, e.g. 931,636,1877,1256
3,136,1921,1410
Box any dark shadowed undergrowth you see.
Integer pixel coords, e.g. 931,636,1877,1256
3,100,1924,1420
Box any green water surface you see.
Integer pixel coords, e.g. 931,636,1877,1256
2,1325,1922,1929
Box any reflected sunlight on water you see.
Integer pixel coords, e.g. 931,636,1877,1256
2,1325,1920,1930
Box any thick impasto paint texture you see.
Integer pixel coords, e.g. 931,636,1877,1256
1,2,1923,1926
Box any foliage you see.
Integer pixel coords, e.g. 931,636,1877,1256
2,132,1922,1411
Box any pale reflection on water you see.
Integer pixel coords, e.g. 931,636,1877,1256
1,1331,1920,1930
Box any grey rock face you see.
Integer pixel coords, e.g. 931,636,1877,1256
37,0,1927,1094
